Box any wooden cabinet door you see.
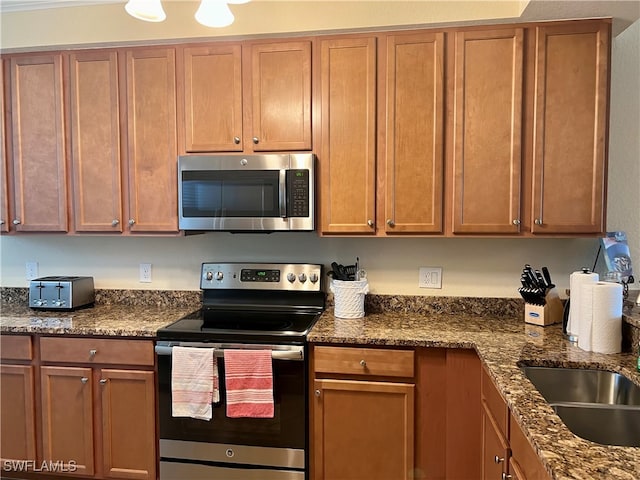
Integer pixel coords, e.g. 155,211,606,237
451,28,524,234
40,366,94,476
531,22,609,234
124,47,178,233
0,365,36,462
313,379,414,480
69,50,123,233
180,44,243,153
384,32,444,234
101,369,156,480
319,37,377,234
8,54,68,232
249,41,312,151
1,59,8,233
481,405,509,480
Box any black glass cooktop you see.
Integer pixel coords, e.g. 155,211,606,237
157,308,321,343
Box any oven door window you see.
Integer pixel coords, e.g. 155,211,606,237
158,354,305,449
181,170,280,218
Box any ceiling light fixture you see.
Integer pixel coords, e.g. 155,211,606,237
195,0,234,28
124,0,248,27
124,0,166,23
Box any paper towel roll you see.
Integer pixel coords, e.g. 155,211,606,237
577,281,595,351
591,282,623,354
568,270,599,338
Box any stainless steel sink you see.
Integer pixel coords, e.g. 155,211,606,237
520,366,640,406
520,366,640,447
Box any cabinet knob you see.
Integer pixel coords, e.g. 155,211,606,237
0,220,4,225
386,219,395,227
502,474,512,480
512,219,520,226
252,137,259,144
360,359,367,367
314,389,321,397
112,219,119,226
81,377,89,384
89,349,97,357
13,219,21,225
129,219,135,226
494,455,505,464
99,379,107,385
534,218,542,225
234,136,241,144
367,219,374,228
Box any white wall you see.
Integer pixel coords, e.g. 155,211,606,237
1,12,638,299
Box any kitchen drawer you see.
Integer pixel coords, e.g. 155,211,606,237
0,335,33,361
314,346,414,377
40,337,154,366
482,365,509,437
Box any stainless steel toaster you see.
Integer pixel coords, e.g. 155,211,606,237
29,276,95,310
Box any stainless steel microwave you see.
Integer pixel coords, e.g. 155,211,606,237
178,153,315,232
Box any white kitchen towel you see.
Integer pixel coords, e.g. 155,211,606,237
171,346,217,421
590,282,623,354
568,270,599,338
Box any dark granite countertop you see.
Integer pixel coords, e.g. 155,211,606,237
0,303,197,337
309,309,640,480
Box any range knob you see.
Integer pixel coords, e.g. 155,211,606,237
309,273,319,283
298,273,307,283
286,273,296,283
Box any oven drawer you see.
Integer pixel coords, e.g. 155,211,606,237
0,335,33,361
40,337,154,366
313,346,414,377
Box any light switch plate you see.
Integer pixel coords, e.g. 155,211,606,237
419,267,442,289
139,263,152,283
25,261,39,280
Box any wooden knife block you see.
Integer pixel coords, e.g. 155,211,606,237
524,288,563,326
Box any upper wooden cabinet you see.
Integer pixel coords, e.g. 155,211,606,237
383,31,445,234
179,39,311,154
124,47,178,233
450,28,524,234
7,53,68,232
1,60,8,233
69,50,124,233
530,21,609,234
319,36,377,234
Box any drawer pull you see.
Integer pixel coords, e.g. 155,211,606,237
494,455,504,464
315,389,321,397
502,474,512,480
99,379,107,385
359,359,367,367
89,349,97,357
81,377,89,384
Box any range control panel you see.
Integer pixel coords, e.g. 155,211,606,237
200,263,322,292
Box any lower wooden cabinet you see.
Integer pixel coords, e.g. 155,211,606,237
0,335,156,480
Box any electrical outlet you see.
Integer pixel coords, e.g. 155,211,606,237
419,267,442,289
25,261,39,280
139,263,152,283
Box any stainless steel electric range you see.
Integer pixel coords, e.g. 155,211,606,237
155,263,324,480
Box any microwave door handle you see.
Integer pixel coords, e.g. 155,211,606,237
279,169,287,218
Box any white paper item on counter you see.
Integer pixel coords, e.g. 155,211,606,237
577,282,595,351
590,282,623,354
568,270,599,338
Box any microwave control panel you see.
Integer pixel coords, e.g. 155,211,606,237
287,170,309,217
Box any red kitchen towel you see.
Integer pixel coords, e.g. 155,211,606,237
171,346,217,421
224,349,274,418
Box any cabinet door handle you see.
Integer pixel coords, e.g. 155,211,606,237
252,137,259,144
234,136,241,144
129,219,136,226
89,349,97,357
367,219,374,228
512,219,520,226
112,219,119,226
494,455,504,464
502,474,512,480
534,218,542,225
386,219,395,227
314,389,321,397
360,359,367,367
81,377,89,384
0,220,4,225
99,379,107,385
12,219,21,225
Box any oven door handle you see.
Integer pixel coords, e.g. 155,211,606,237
154,343,304,361
279,168,287,218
